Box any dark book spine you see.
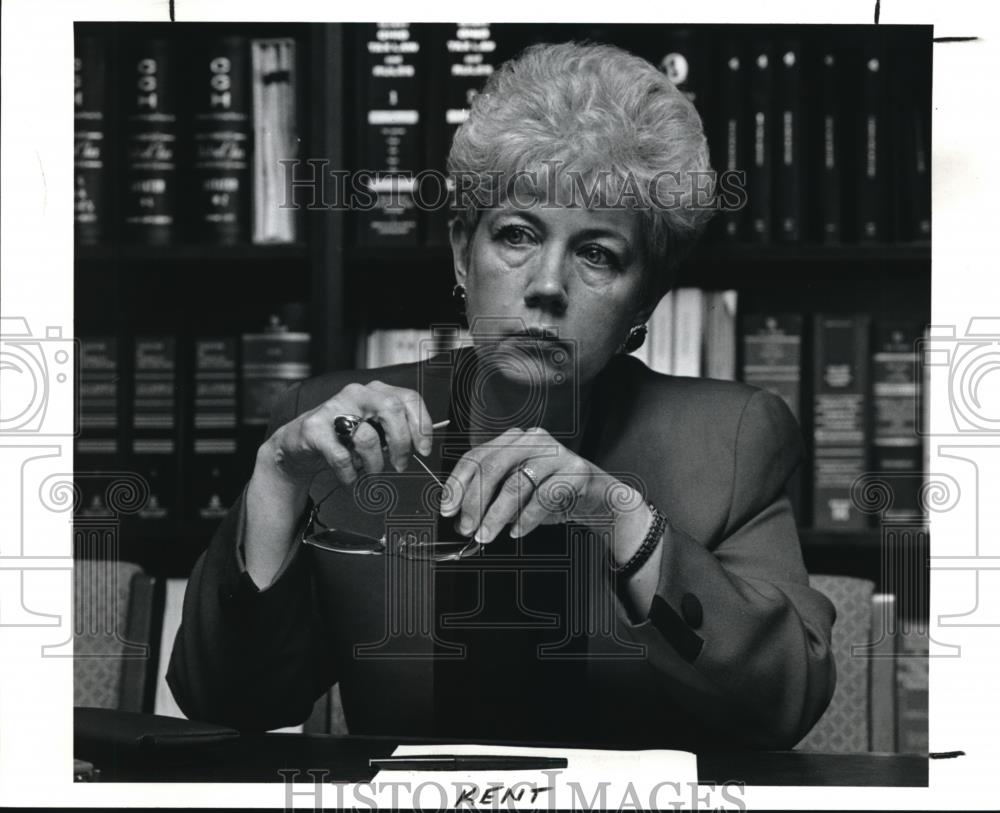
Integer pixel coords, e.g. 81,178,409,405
188,338,240,538
774,40,802,243
75,338,122,516
818,49,843,244
657,27,707,112
746,42,773,243
424,24,498,248
714,41,744,242
872,322,923,519
741,313,803,422
239,321,311,470
189,36,252,244
121,37,177,245
812,314,871,530
127,336,180,543
856,45,885,242
895,42,931,242
741,313,804,522
74,35,108,246
355,23,423,247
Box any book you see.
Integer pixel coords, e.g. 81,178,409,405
127,336,180,541
869,593,898,752
746,41,773,243
240,314,311,466
774,40,802,243
188,35,251,244
74,34,109,246
741,313,803,422
75,338,122,517
251,38,299,244
424,24,498,247
713,39,745,242
812,314,871,530
703,291,738,380
896,626,929,754
187,338,240,537
894,41,931,242
671,288,704,377
657,27,707,113
855,43,886,242
355,23,424,247
741,313,804,521
120,36,177,245
817,49,843,244
872,322,924,520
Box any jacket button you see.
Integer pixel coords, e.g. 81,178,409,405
680,593,703,628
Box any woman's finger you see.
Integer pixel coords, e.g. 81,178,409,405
440,438,502,521
348,421,385,474
453,431,558,536
450,432,534,533
363,382,415,472
295,412,359,485
510,474,584,538
392,387,435,457
474,462,548,544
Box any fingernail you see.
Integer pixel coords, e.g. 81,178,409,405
458,517,473,536
441,504,456,517
509,522,520,539
420,440,432,456
474,525,490,544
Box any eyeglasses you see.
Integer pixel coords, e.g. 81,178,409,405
300,419,483,561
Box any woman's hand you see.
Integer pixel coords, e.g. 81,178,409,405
439,426,652,557
257,380,435,493
244,380,433,589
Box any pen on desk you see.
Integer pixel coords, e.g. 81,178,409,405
369,755,569,772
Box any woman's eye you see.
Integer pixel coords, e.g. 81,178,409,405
580,244,617,268
497,224,532,246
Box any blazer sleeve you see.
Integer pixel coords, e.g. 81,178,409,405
617,388,837,749
166,382,338,731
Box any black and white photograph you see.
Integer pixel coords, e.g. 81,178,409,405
0,1,996,810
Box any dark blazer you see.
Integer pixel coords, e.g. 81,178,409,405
167,349,836,750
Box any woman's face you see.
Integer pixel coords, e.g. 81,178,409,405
451,201,653,388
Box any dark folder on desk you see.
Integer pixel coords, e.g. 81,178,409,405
75,706,239,750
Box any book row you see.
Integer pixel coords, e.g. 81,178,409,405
353,23,931,248
75,320,310,570
74,30,299,246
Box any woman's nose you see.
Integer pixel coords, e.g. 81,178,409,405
523,246,569,316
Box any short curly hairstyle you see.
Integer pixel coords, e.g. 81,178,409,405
447,41,715,297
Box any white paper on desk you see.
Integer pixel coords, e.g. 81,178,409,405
366,743,698,810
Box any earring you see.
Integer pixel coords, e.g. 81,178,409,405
452,283,467,317
621,323,648,353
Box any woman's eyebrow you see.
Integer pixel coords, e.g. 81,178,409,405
492,207,544,227
575,227,632,250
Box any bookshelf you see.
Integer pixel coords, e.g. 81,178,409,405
73,22,346,575
75,22,931,597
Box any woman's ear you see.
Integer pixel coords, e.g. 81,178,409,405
449,217,471,286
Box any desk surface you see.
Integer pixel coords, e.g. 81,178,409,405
76,730,928,787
